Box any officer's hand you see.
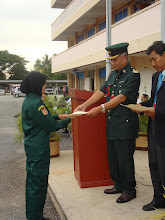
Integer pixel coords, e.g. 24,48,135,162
74,104,86,112
143,107,155,119
86,106,102,117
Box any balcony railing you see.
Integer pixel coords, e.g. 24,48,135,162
52,2,161,73
112,2,160,44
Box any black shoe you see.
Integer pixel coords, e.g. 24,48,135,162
142,200,165,211
116,193,136,203
104,187,123,194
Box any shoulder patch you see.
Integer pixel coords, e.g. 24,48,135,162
38,105,45,111
38,105,48,115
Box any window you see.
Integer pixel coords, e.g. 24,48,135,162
78,72,84,90
77,34,84,43
99,68,106,87
88,27,95,38
100,77,106,87
78,79,84,90
99,21,106,31
115,8,128,23
88,70,95,77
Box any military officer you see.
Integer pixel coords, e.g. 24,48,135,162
20,71,76,220
74,42,140,203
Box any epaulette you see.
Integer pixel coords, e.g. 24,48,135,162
131,67,139,74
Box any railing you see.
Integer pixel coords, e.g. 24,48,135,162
111,2,160,44
52,2,161,71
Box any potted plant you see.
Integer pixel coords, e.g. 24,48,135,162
14,95,72,157
44,95,71,157
136,113,148,151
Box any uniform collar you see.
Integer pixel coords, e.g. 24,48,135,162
115,62,130,75
27,93,42,99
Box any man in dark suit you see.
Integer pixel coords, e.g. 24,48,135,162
138,41,165,211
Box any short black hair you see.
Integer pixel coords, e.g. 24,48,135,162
146,41,165,56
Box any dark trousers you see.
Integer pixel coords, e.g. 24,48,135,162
26,171,48,220
107,139,136,195
148,120,165,203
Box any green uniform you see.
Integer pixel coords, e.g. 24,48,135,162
22,93,71,220
100,62,140,195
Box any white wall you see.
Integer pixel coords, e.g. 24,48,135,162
139,70,153,98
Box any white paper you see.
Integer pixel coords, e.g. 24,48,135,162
71,111,88,115
120,104,151,112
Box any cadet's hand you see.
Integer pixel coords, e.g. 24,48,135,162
58,114,69,120
58,114,81,120
143,107,155,119
87,106,102,117
69,114,81,120
74,104,86,112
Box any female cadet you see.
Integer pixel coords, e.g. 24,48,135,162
20,71,75,220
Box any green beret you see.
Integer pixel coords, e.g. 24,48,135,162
105,42,129,60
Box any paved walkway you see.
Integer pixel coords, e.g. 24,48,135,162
48,150,165,220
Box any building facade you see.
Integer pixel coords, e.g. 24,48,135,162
51,0,161,98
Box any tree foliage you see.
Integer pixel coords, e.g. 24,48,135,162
0,50,28,80
34,54,52,79
33,54,67,80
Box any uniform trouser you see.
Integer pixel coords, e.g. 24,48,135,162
26,170,48,220
107,139,136,195
148,120,165,203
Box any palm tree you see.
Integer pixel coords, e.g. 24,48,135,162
34,54,52,79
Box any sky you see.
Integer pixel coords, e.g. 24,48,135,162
0,0,67,70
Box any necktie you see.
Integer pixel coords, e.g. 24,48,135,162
153,73,163,107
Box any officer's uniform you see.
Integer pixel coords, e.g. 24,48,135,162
21,72,71,220
100,43,140,196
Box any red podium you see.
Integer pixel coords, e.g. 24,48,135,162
69,88,113,188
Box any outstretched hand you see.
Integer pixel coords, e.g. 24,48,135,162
86,106,102,117
74,104,86,112
58,114,70,120
58,114,81,120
